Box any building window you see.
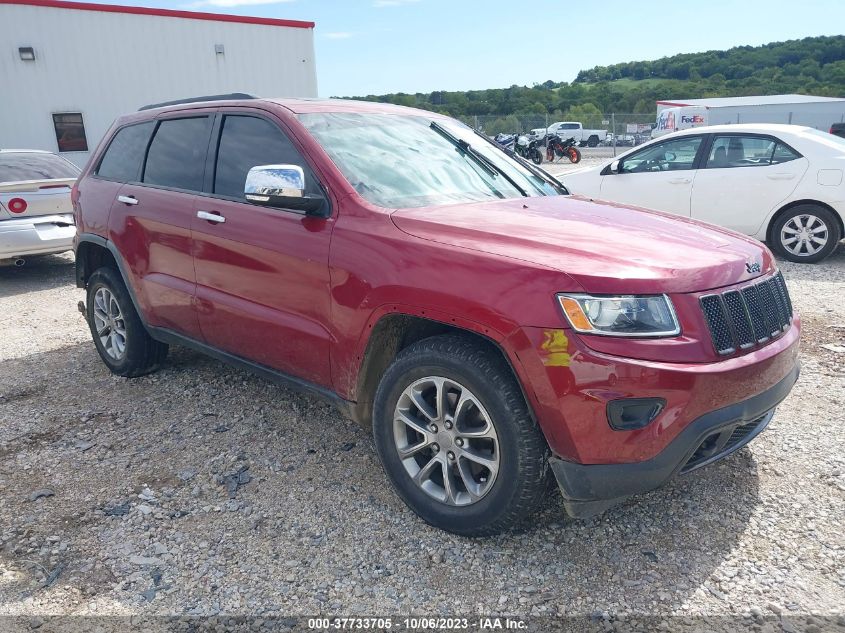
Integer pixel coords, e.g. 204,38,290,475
52,113,89,152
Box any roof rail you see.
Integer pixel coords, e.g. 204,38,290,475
139,93,257,111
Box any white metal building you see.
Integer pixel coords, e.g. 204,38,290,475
0,0,318,166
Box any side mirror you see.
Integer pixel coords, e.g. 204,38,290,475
609,160,621,174
245,164,327,216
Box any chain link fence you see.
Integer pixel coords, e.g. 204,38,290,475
459,113,658,157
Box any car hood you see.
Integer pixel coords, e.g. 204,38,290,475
390,195,775,294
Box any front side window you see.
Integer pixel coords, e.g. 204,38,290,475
705,135,790,168
52,113,88,152
620,136,703,173
0,151,79,183
213,115,320,200
299,113,558,208
97,122,154,182
143,117,211,192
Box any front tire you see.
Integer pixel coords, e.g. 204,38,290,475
372,335,550,536
568,147,582,163
770,204,841,263
86,267,168,376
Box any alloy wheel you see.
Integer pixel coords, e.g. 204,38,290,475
392,376,500,506
92,287,127,361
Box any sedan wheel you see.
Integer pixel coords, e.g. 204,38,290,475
771,205,841,264
780,214,828,258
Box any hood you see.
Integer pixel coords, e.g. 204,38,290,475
390,195,775,294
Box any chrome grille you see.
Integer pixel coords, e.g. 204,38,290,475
700,272,793,356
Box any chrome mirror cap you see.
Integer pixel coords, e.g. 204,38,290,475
245,164,305,202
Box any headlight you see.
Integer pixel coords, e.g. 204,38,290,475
557,294,680,337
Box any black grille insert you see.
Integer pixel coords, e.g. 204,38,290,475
681,414,769,473
700,274,793,355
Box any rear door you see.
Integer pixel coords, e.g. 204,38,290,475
109,114,213,339
690,134,808,235
191,110,334,386
599,135,706,217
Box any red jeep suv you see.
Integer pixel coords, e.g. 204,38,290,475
73,95,800,536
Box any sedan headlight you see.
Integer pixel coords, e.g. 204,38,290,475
557,294,680,337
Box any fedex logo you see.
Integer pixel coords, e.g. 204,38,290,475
681,115,705,124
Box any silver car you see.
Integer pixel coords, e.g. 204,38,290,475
0,149,80,266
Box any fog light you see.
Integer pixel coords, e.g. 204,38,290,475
607,398,666,431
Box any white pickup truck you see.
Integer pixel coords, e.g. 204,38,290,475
546,122,608,147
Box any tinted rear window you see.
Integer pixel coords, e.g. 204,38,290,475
143,117,210,191
97,122,154,182
0,152,80,183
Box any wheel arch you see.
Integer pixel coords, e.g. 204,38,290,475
347,312,539,433
766,199,845,243
75,235,118,289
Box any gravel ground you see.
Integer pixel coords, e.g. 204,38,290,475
0,239,843,631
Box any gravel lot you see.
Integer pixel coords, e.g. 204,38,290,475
1,234,844,630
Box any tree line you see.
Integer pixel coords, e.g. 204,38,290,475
340,35,845,129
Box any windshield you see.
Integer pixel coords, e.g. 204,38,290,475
0,152,80,184
298,113,559,208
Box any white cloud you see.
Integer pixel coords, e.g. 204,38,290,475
324,32,353,39
373,0,421,6
186,0,294,8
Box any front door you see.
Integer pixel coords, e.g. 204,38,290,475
600,135,705,217
191,112,334,387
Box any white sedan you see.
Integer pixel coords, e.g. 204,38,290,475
562,124,845,263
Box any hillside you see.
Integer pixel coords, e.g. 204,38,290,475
344,35,845,120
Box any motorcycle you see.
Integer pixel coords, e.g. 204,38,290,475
514,134,543,165
546,134,582,164
494,132,516,151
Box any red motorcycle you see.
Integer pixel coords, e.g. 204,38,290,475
546,134,582,163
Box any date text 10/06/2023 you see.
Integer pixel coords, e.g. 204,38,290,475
307,617,528,630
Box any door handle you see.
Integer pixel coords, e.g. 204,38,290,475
117,195,139,206
197,210,225,223
766,173,795,180
668,177,691,185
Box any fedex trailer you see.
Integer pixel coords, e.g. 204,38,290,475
651,94,845,138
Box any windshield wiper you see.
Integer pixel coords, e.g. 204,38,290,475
430,121,528,197
474,130,569,195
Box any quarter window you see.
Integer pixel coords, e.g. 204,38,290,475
705,135,800,168
52,113,88,153
143,117,211,192
97,122,154,182
620,137,703,173
213,115,320,200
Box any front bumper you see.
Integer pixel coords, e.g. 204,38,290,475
0,214,75,259
549,363,799,518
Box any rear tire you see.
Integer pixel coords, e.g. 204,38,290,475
86,267,168,377
587,136,599,147
372,335,550,536
770,204,841,264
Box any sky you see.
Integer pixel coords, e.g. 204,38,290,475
85,0,845,97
